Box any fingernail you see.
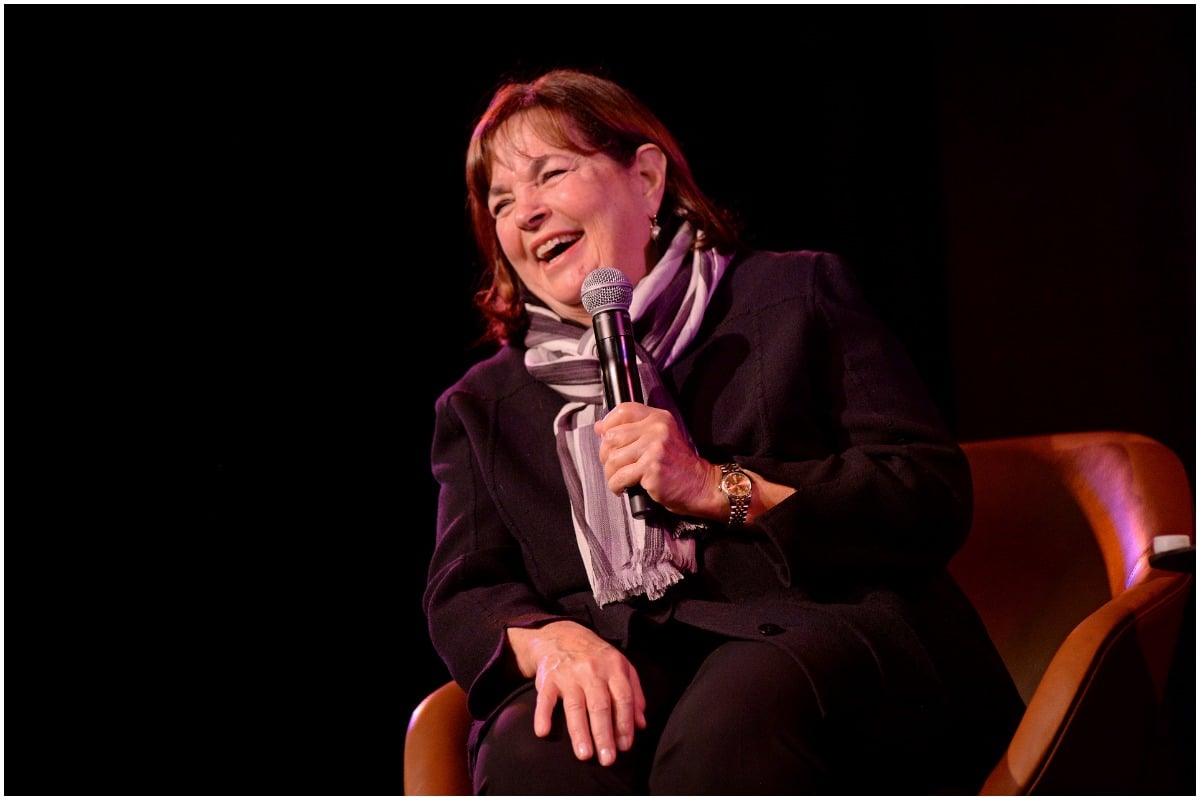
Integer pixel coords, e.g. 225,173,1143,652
576,742,589,759
600,747,614,764
618,736,632,750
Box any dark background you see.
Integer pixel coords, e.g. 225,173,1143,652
9,5,1193,795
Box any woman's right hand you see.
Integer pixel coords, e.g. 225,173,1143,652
506,619,647,767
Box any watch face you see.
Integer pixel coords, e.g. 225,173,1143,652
721,472,752,499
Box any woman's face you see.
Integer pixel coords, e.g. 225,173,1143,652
487,114,665,326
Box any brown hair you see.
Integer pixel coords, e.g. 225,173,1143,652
465,68,743,345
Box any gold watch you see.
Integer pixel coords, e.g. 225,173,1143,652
719,463,752,527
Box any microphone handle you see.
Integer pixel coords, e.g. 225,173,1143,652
593,311,656,519
625,485,653,519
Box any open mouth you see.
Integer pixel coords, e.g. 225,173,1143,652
536,234,583,264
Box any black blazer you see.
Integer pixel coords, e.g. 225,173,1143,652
425,250,1022,784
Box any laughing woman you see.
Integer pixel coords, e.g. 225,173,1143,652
423,68,1024,795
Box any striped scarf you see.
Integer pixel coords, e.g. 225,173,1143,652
524,222,731,606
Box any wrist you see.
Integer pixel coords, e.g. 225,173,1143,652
718,462,753,527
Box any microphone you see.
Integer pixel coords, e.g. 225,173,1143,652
581,267,655,519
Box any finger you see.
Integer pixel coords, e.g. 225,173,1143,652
609,677,638,752
600,434,641,477
599,402,635,426
595,419,638,464
585,686,618,767
594,401,649,435
532,680,559,739
559,689,595,762
630,667,648,731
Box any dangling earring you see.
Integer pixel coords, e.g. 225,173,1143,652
649,215,661,241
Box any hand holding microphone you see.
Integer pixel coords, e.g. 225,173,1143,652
581,267,655,519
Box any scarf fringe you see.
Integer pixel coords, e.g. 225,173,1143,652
592,560,689,605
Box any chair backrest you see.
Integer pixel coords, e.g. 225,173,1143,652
952,431,1194,794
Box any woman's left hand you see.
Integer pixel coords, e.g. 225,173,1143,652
594,402,721,519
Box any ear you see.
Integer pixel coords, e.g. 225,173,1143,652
633,143,668,216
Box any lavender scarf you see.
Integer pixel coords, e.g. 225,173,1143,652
524,223,731,605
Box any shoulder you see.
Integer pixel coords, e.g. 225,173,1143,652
434,343,567,445
722,248,859,305
435,344,533,410
729,248,851,278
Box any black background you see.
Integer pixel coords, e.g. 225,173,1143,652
7,5,1194,795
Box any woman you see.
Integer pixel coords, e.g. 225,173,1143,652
424,68,1024,794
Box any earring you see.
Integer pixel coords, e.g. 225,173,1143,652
649,215,661,241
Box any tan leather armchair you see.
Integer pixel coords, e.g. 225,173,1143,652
404,431,1194,795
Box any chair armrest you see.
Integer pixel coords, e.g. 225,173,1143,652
981,573,1193,794
405,681,474,796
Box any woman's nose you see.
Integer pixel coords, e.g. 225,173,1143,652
513,191,548,230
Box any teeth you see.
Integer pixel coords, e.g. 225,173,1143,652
535,234,581,261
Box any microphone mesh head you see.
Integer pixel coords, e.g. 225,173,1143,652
581,267,634,316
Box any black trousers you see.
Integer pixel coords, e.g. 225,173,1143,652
471,618,942,795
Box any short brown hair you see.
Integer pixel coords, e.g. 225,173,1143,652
465,69,742,345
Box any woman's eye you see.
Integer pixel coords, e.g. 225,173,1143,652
541,169,566,183
491,200,512,218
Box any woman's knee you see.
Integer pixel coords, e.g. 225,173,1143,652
650,639,946,794
472,686,643,795
651,641,824,793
